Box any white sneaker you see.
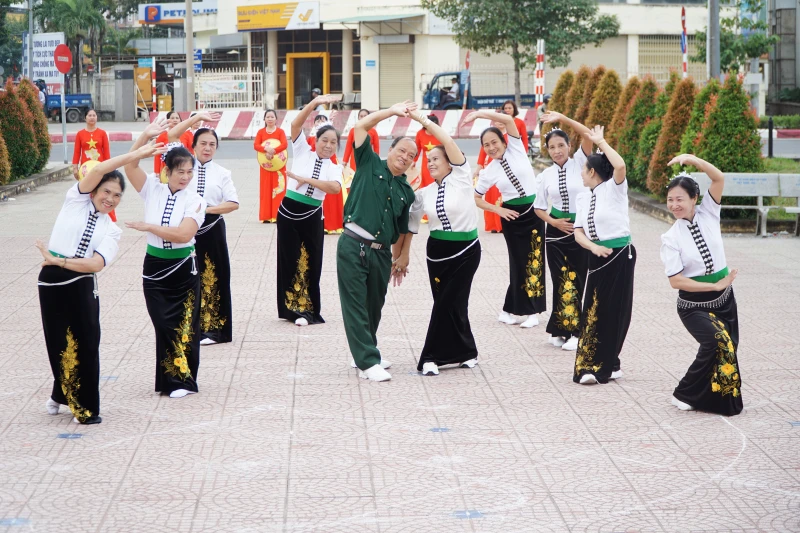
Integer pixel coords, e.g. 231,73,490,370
519,315,539,328
295,318,309,327
460,358,478,369
498,311,516,325
550,336,565,347
351,358,392,369
562,337,579,351
169,389,197,399
421,362,439,375
46,398,60,415
671,396,695,411
199,338,217,346
610,369,624,380
359,364,392,382
579,374,597,385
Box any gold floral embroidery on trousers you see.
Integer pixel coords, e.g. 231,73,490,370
200,254,226,333
60,328,93,422
555,262,580,332
285,243,313,313
272,172,285,198
162,291,195,381
708,312,741,397
524,229,545,298
574,289,601,375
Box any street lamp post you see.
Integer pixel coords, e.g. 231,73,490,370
708,0,721,79
184,0,195,111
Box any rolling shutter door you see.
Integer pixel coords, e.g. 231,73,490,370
379,44,414,108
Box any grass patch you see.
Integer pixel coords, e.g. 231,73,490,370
764,157,800,173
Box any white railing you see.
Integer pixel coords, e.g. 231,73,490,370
196,68,264,109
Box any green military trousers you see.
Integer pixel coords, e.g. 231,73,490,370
337,234,392,370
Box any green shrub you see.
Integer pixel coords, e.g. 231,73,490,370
573,65,606,145
541,70,574,159
0,78,39,179
615,77,659,190
680,78,720,155
0,131,10,186
647,77,697,195
608,76,641,145
758,115,800,129
587,70,622,130
631,71,681,187
18,79,51,173
562,66,592,139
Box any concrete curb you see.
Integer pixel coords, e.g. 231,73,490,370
0,164,73,200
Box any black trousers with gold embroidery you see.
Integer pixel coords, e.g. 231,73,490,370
143,255,200,394
196,214,233,343
38,266,100,422
418,237,481,370
573,245,636,384
500,202,546,316
277,196,325,324
545,225,588,340
675,288,743,416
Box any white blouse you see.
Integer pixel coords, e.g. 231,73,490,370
189,160,239,208
474,135,538,201
139,174,207,250
288,131,343,201
534,148,590,215
408,160,477,235
660,197,727,278
575,178,630,242
48,183,122,265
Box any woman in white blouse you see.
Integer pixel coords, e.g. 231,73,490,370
661,154,742,415
407,111,480,376
36,141,164,424
465,109,545,329
278,94,342,326
124,121,208,399
572,125,636,386
536,112,592,351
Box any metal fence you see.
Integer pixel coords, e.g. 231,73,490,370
638,35,708,86
196,68,264,109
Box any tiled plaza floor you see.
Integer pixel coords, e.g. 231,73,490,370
0,157,799,533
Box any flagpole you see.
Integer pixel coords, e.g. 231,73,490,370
681,6,688,79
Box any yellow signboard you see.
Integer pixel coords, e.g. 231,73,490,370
237,2,319,32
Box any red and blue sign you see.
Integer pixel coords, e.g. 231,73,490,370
144,5,161,23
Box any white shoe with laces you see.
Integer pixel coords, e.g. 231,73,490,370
519,315,539,328
671,396,695,411
295,318,309,327
498,311,516,325
200,338,217,346
579,374,597,385
351,358,392,369
460,358,478,369
610,369,624,380
169,389,197,399
550,336,565,347
421,362,439,376
46,398,60,415
562,337,579,351
359,364,392,382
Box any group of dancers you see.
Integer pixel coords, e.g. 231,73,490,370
37,96,743,426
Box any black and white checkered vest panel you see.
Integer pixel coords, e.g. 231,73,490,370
305,159,323,197
499,159,526,198
688,222,714,275
74,212,100,258
197,163,208,197
558,167,569,212
435,183,452,231
587,194,599,241
161,196,177,250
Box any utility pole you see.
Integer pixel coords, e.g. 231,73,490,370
184,0,195,110
28,0,34,79
708,0,721,79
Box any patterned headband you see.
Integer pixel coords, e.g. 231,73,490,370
161,141,185,162
667,171,699,191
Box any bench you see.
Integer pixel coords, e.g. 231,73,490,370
779,174,800,236
691,173,781,237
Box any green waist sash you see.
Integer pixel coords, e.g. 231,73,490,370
504,194,536,206
49,250,68,258
550,207,576,221
429,229,479,241
691,266,729,284
593,235,632,249
285,189,323,207
146,245,194,259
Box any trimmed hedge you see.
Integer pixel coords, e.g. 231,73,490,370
562,66,592,139
679,78,720,156
586,70,622,130
0,131,10,186
18,79,51,174
541,69,574,159
0,78,39,179
615,77,659,188
758,115,800,129
647,77,697,195
573,65,606,145
632,71,681,188
608,76,641,145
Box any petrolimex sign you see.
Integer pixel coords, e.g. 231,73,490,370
237,2,320,31
138,1,218,25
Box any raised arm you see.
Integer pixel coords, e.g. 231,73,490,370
669,154,724,203
541,111,593,156
80,142,166,194
354,101,417,148
123,118,169,193
409,111,465,166
167,112,220,143
584,126,626,185
291,94,340,141
463,110,518,138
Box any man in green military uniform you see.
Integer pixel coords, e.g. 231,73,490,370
338,100,419,382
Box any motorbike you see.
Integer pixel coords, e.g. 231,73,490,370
527,130,541,162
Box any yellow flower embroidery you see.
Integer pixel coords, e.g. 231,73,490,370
564,281,574,291
574,289,601,375
555,262,581,334
200,255,227,333
569,271,576,280
561,266,567,272
708,313,741,397
523,230,545,299
285,244,314,314
59,328,93,422
162,291,195,381
711,382,721,392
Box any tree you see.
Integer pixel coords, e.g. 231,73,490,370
615,76,659,189
421,0,619,105
540,70,574,159
0,130,10,186
0,14,24,79
560,65,591,140
632,71,681,187
0,78,39,179
692,0,779,73
647,77,697,195
586,70,622,130
608,76,640,145
18,79,51,173
572,65,606,147
679,78,720,155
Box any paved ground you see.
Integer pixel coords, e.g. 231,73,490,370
1,156,799,533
